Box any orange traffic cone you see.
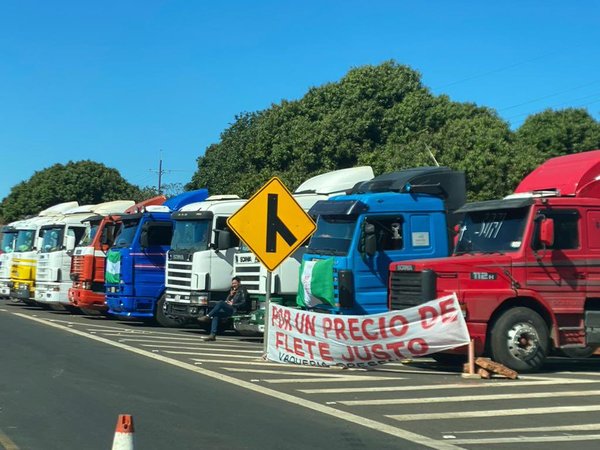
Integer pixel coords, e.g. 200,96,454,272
111,414,135,450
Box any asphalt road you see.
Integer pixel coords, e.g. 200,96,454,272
3,300,600,450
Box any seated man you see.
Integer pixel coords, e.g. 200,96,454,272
201,276,248,341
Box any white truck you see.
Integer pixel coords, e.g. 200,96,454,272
34,201,134,309
9,202,80,305
0,220,26,298
232,167,374,334
160,195,248,327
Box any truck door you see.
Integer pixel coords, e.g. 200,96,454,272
353,215,406,314
525,208,585,346
585,210,600,303
136,221,173,307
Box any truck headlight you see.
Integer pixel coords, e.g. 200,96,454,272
198,295,208,306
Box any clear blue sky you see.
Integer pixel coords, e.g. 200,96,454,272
1,1,599,200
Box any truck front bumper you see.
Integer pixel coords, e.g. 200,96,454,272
164,300,208,319
34,285,64,305
106,295,155,320
233,312,265,335
11,284,32,301
69,288,106,310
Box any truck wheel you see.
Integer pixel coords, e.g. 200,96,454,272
155,294,187,328
490,307,549,372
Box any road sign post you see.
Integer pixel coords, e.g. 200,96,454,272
227,177,317,354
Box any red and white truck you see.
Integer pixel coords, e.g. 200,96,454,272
388,150,600,372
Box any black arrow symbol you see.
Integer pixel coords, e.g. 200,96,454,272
266,193,297,252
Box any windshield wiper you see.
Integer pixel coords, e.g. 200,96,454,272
309,248,343,256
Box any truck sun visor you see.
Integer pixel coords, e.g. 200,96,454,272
309,200,368,217
456,197,534,214
171,210,214,220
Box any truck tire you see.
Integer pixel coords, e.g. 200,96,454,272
155,293,187,328
490,307,549,372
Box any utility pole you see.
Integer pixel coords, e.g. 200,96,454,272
157,156,163,194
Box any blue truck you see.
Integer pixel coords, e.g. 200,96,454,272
105,189,209,324
302,167,465,314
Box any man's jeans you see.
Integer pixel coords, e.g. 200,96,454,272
208,301,234,334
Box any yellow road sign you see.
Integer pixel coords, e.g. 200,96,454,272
227,177,316,272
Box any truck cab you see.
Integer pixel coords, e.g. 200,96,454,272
232,166,375,334
161,196,247,327
105,190,209,323
0,221,24,298
33,201,135,309
388,150,600,372
10,202,79,305
68,197,165,314
304,167,466,315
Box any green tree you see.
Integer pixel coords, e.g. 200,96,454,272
0,160,144,223
509,108,600,189
187,61,515,201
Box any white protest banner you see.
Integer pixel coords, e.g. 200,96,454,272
267,293,470,369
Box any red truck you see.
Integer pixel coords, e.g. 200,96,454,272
68,196,166,314
389,150,600,372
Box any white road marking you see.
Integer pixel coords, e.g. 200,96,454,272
223,368,384,378
446,423,600,434
12,312,463,450
339,389,600,405
164,350,262,357
387,405,600,421
450,434,600,444
265,376,397,383
299,378,597,394
165,351,257,359
139,344,262,353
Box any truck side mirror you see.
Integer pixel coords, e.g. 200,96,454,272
217,230,232,251
363,223,376,257
539,217,555,248
140,231,149,248
65,234,76,251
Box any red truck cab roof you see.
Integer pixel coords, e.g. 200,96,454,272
515,149,600,198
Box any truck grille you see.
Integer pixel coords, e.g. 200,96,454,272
234,264,261,293
389,270,437,310
166,261,192,290
71,255,84,277
36,256,51,282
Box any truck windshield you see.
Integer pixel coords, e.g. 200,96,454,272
1,232,17,253
79,220,102,247
15,230,36,252
239,241,250,252
113,219,140,248
307,215,357,256
40,226,65,253
455,207,530,254
171,220,210,252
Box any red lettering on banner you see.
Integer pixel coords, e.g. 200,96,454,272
378,317,389,339
334,318,348,340
372,344,390,359
419,305,438,329
341,346,354,362
408,338,429,356
305,340,316,359
293,337,305,357
389,315,409,337
439,298,458,323
362,318,378,340
275,331,285,349
354,346,372,361
318,342,333,361
348,318,363,341
386,341,407,358
305,315,316,337
322,317,333,339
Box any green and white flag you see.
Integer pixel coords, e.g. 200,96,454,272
296,258,335,308
106,250,121,284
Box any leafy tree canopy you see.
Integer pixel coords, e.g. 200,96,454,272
0,160,144,223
